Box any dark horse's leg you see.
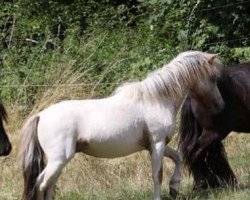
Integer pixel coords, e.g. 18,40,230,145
192,155,217,189
191,129,237,188
193,129,218,161
0,103,11,156
192,141,237,189
206,141,237,187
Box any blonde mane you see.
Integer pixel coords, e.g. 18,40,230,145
115,51,222,102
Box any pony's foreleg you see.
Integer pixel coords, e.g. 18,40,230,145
164,145,182,199
150,141,165,200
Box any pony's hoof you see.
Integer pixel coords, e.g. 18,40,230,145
170,188,178,199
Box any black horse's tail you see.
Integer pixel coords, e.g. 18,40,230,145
178,96,202,171
0,101,12,156
178,96,237,188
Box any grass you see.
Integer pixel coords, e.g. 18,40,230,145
1,122,249,200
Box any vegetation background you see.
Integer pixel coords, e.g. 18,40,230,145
0,0,249,199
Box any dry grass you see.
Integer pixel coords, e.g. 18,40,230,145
1,123,249,199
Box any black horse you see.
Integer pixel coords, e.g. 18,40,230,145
0,101,11,156
178,62,250,189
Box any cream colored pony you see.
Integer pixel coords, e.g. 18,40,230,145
19,51,224,200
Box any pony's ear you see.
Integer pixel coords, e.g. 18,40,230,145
207,53,219,64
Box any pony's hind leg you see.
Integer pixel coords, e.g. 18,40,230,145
44,172,62,200
150,141,165,200
164,145,182,199
36,140,76,200
36,160,67,200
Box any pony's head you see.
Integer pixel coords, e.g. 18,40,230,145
175,51,222,79
185,52,224,114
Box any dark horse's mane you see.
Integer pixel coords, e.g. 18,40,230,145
178,62,250,188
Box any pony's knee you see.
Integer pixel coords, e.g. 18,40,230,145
164,147,182,165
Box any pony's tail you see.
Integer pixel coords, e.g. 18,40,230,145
0,100,12,156
19,116,45,200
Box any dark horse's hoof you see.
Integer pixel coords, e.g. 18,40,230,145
170,188,178,199
193,180,209,190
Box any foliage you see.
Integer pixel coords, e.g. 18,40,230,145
0,0,250,106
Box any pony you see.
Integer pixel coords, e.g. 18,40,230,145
0,100,12,156
178,62,250,189
19,51,223,200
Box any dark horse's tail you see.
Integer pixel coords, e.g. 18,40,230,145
178,96,237,189
19,116,45,200
0,101,12,156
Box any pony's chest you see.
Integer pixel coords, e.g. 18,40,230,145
144,105,176,128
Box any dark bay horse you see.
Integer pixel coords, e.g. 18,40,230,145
0,101,12,156
178,62,250,189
